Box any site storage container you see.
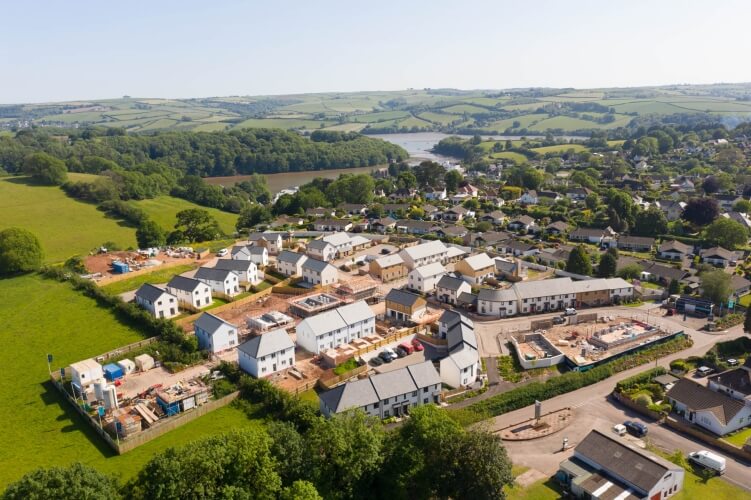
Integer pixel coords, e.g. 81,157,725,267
103,363,124,381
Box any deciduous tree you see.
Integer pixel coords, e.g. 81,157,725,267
0,227,44,274
566,245,592,276
2,463,119,500
682,198,720,226
22,152,67,185
703,218,749,250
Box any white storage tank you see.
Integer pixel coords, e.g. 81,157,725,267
117,359,136,375
103,385,119,410
134,354,155,372
94,379,107,400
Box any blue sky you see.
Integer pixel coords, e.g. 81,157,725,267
3,0,751,103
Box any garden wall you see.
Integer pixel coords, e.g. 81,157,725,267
665,416,751,462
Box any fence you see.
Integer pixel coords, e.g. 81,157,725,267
176,281,285,327
318,364,369,390
610,391,663,421
95,258,196,287
92,337,160,363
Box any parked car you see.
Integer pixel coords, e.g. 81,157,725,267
217,248,228,257
564,308,577,316
411,338,424,351
369,356,384,367
380,248,391,254
612,423,627,436
688,450,726,475
695,366,714,377
727,358,739,366
395,346,408,358
623,420,648,437
379,349,395,363
398,342,415,355
553,316,566,325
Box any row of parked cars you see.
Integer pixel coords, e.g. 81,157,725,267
613,421,727,475
369,339,423,367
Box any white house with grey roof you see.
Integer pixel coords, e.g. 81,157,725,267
477,287,519,317
407,262,447,294
194,267,241,296
439,311,480,388
193,312,238,353
301,258,338,286
319,361,441,418
166,275,213,309
237,328,295,378
398,240,449,270
135,284,179,319
306,239,336,262
248,232,283,255
515,278,576,314
212,259,259,284
232,245,269,266
322,232,353,257
436,274,472,305
296,300,375,353
276,250,308,277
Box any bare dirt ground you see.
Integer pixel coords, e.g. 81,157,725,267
85,251,198,276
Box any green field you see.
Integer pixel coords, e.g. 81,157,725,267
128,196,239,234
490,151,529,163
0,177,137,262
531,143,589,154
101,263,198,295
0,273,265,488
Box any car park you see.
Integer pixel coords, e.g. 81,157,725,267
369,356,384,367
688,450,726,475
411,338,424,351
623,420,648,437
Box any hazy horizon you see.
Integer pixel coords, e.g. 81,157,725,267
4,0,751,104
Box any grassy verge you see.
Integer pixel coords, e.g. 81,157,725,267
722,426,751,447
101,264,197,295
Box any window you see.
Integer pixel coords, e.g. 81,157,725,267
424,398,428,404
423,387,428,393
412,391,417,397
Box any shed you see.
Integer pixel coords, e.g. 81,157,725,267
112,261,130,274
103,363,124,381
134,353,155,372
117,359,136,375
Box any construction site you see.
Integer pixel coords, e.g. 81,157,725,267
512,316,681,371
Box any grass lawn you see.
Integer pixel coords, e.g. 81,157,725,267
0,177,137,263
531,144,589,155
640,281,663,290
101,263,197,295
128,196,239,235
505,477,563,500
675,468,751,499
0,274,266,488
490,151,529,164
722,426,751,447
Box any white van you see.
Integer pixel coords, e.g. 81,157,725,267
688,450,726,475
612,423,627,436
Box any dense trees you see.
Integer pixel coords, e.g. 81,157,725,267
170,209,223,243
444,170,463,192
0,228,44,274
682,198,720,226
632,207,668,237
135,220,166,248
22,152,67,185
597,250,617,278
2,463,119,500
703,218,749,250
236,205,273,233
700,269,731,305
566,245,592,276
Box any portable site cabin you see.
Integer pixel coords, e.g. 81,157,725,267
103,363,124,382
69,359,104,390
134,354,155,372
112,261,130,274
117,359,136,375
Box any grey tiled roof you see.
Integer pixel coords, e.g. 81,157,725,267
667,378,746,425
238,328,294,358
195,267,238,282
167,275,205,293
194,312,234,334
385,288,423,308
302,258,334,273
135,283,170,302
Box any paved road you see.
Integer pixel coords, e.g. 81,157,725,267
474,312,751,491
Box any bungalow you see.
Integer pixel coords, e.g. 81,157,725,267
558,430,684,500
479,210,507,225
248,232,284,255
569,226,616,245
276,250,308,277
322,232,354,257
708,358,751,402
371,216,396,233
338,203,367,216
731,274,751,296
382,204,409,216
465,230,511,249
667,378,751,436
566,187,592,201
395,219,435,235
617,235,655,252
639,260,689,285
135,284,179,319
193,312,238,353
507,215,538,233
385,289,428,322
306,207,335,218
497,240,538,257
519,190,539,205
369,254,408,282
423,186,447,201
319,361,441,418
700,246,738,267
454,252,495,285
389,187,417,201
457,184,479,198
657,240,692,261
301,258,339,286
314,219,353,232
538,190,561,202
212,259,259,284
194,267,241,296
306,239,336,262
422,204,440,220
436,274,472,305
714,193,743,211
238,328,295,378
296,300,375,354
166,275,213,309
399,240,448,270
407,262,447,293
443,205,468,222
545,221,569,236
537,246,571,267
435,225,468,239
270,215,305,228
